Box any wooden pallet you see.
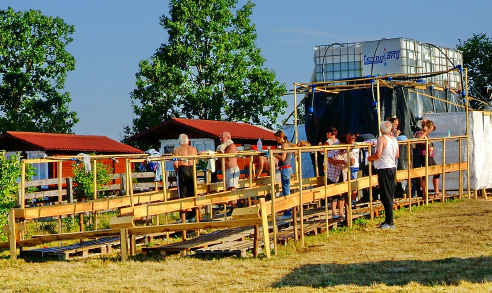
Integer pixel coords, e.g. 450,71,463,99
20,236,121,260
195,239,263,257
142,226,256,256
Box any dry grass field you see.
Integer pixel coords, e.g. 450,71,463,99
0,198,490,292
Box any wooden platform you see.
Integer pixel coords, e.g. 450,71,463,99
20,236,121,260
142,226,256,256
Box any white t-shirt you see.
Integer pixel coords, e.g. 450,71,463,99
374,135,398,169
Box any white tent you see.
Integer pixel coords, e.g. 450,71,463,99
425,111,492,190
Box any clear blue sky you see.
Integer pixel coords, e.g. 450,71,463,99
2,0,491,140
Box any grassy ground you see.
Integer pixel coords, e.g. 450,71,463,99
0,198,490,292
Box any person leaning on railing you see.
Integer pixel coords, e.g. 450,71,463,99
273,130,294,219
414,120,441,197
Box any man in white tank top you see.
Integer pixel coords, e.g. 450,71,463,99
368,121,400,229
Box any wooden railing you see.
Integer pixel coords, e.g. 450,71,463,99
2,135,473,260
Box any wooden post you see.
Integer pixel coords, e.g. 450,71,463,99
130,235,136,257
441,138,446,202
376,79,382,136
253,225,259,258
324,148,329,238
259,198,270,259
248,155,253,206
269,150,277,255
465,68,471,199
181,212,187,240
192,159,200,236
160,160,168,201
120,228,128,261
93,159,97,200
314,151,319,177
221,157,227,221
124,159,129,196
369,159,374,221
20,161,26,209
294,84,298,144
298,149,304,246
292,206,298,241
459,138,463,199
128,160,134,207
94,212,98,231
407,141,412,212
346,145,352,228
58,161,63,203
8,210,16,260
425,138,429,206
79,213,84,243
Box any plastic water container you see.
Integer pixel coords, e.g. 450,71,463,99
257,138,262,152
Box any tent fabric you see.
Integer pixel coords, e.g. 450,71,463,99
304,87,463,148
282,124,315,178
303,86,464,182
426,112,492,190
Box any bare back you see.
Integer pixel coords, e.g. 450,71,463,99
174,144,197,168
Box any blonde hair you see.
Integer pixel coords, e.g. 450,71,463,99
297,140,311,147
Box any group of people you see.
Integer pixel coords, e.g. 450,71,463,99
173,130,294,219
172,117,438,228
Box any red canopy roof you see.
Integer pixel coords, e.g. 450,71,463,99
126,118,277,144
0,131,143,154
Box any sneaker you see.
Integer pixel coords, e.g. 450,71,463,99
378,223,395,229
332,215,340,220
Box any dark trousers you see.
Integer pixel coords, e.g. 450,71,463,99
377,168,396,225
177,165,195,198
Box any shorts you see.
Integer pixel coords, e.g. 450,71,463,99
418,156,440,179
328,177,344,200
225,166,240,189
350,167,359,180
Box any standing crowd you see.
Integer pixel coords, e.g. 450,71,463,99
172,117,439,228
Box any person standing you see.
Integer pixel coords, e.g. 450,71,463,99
174,134,198,222
414,120,440,197
174,134,198,198
273,130,294,219
368,121,399,229
217,131,240,214
217,131,239,191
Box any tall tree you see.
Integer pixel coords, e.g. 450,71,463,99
458,33,492,107
0,7,78,133
126,0,287,137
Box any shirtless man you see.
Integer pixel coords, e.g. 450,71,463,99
174,134,198,198
217,131,239,191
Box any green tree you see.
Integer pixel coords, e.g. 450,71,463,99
0,152,36,235
72,161,113,201
126,0,286,138
0,7,78,133
458,33,492,108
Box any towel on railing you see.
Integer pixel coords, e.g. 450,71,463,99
77,153,91,173
205,151,216,173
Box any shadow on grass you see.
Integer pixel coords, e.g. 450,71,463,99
273,256,492,288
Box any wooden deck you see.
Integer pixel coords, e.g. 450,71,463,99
20,237,121,260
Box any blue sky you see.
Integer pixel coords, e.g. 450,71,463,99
2,0,491,140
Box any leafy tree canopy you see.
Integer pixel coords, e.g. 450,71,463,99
458,33,492,107
126,0,287,138
0,7,78,133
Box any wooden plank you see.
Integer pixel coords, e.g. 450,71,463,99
231,206,260,220
143,227,255,255
109,216,135,229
